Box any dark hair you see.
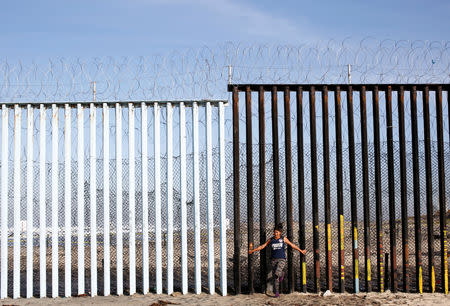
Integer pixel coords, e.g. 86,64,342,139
274,223,283,232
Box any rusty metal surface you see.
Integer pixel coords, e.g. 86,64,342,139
398,86,410,292
423,86,435,293
410,86,423,293
229,83,450,295
232,86,241,294
245,86,254,294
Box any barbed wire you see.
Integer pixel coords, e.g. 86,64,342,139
1,39,449,103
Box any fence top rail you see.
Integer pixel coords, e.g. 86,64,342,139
228,84,450,92
0,99,228,107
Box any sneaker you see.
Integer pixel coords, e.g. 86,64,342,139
275,291,280,298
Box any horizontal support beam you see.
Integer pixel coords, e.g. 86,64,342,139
228,84,449,92
0,99,228,107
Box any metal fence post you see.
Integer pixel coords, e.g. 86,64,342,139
410,86,423,293
297,87,306,293
322,86,332,292
51,104,59,298
116,103,124,296
347,86,359,293
372,86,384,292
258,86,268,293
398,86,409,292
335,86,345,293
423,86,435,293
64,104,72,297
310,86,320,293
284,86,294,293
13,105,21,299
435,86,448,294
232,86,241,294
0,105,8,299
245,86,254,294
271,86,281,226
386,86,398,292
360,86,371,292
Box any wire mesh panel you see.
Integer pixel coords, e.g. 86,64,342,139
0,100,228,298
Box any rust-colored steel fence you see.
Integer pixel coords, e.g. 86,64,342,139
229,84,449,294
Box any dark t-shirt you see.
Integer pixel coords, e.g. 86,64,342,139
269,236,286,259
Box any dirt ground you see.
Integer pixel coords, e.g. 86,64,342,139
1,291,450,306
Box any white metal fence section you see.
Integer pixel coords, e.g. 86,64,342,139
0,100,228,298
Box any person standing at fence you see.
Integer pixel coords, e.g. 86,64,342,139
249,223,306,297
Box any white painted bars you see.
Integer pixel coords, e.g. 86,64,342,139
219,101,227,296
26,105,33,298
90,103,97,296
129,103,136,295
206,101,215,295
180,102,188,295
64,104,71,297
51,104,58,298
77,104,85,296
0,100,228,298
116,103,124,296
141,102,149,294
1,106,8,299
13,105,20,299
103,103,111,296
192,102,201,294
39,105,46,298
154,102,162,294
167,103,174,295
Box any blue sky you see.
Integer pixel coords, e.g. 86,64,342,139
1,0,449,57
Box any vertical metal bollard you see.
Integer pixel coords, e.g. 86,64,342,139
372,87,384,292
64,104,71,297
116,103,124,295
435,86,448,294
1,105,8,299
13,105,21,299
103,103,111,296
297,87,307,293
410,86,423,293
258,86,267,293
26,105,33,298
192,102,201,294
154,103,162,294
423,86,435,293
166,103,174,295
141,102,149,295
360,86,371,292
219,101,227,296
180,102,188,295
89,103,97,297
310,86,320,293
398,86,409,292
346,86,359,293
335,86,345,293
271,86,281,226
77,104,85,296
386,86,397,292
322,86,332,292
232,87,241,294
284,86,294,293
129,103,136,295
51,104,59,298
206,101,215,295
245,86,254,294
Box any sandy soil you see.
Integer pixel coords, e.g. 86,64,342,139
1,292,450,306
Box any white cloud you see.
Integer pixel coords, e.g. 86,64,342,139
144,0,316,41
